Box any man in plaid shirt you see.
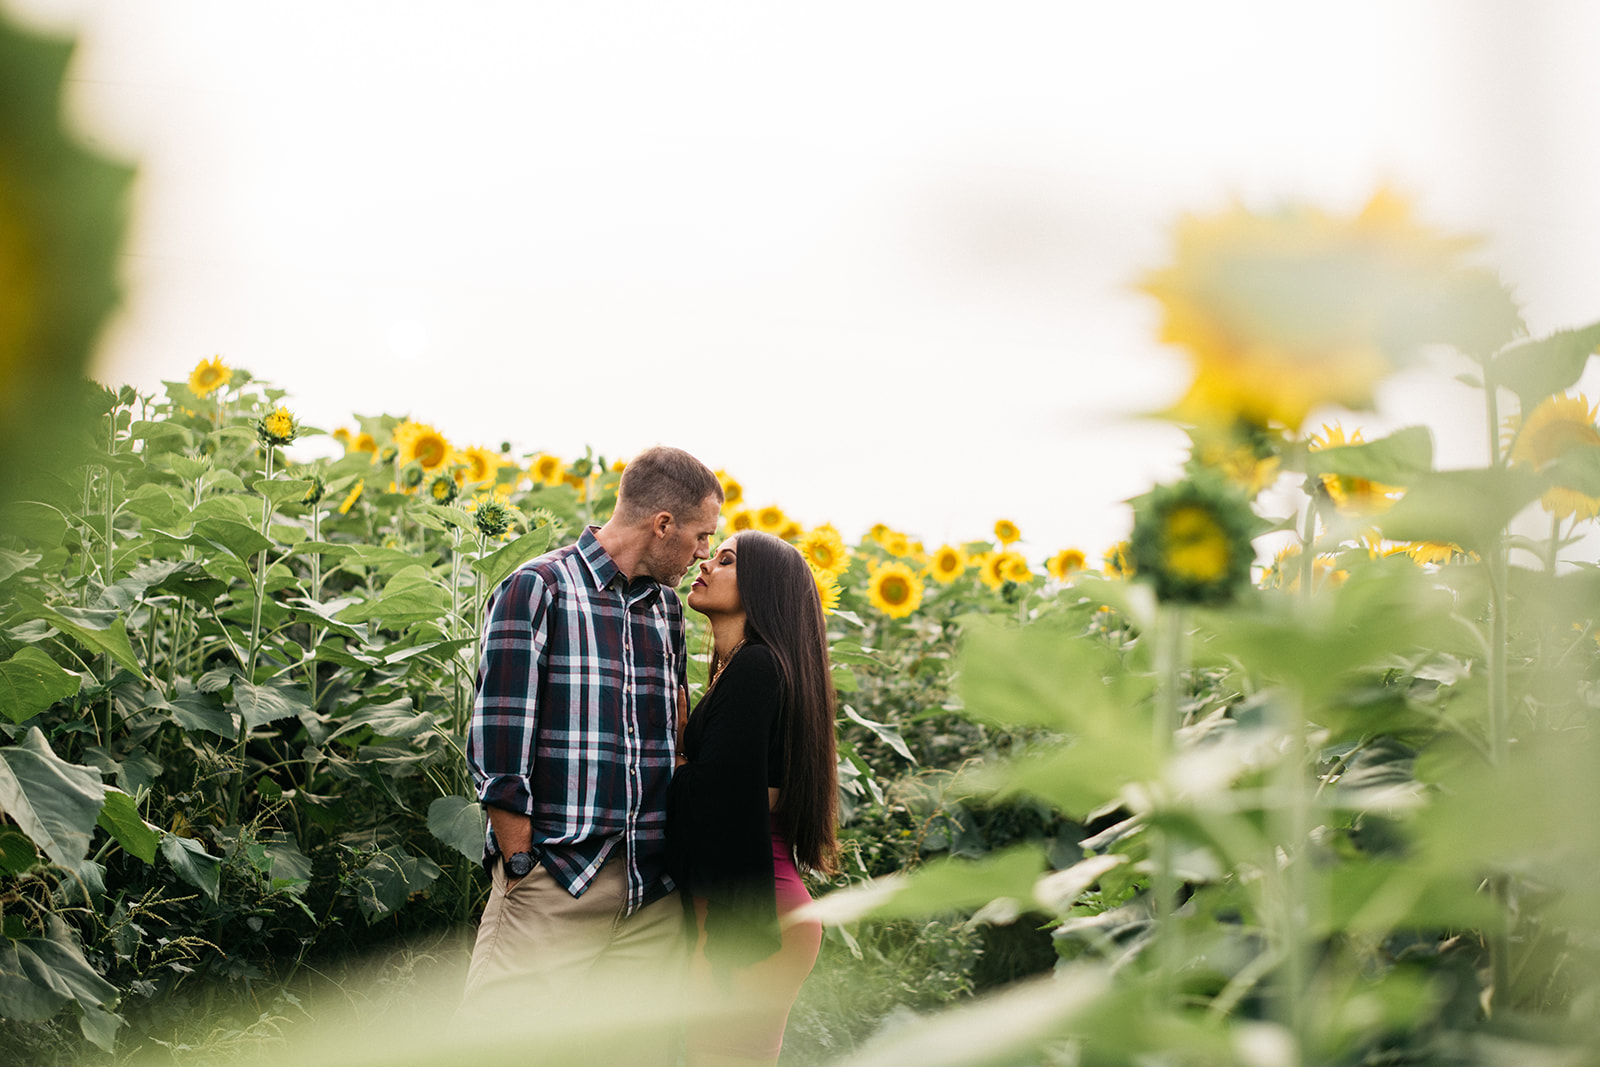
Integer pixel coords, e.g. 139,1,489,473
461,446,722,1045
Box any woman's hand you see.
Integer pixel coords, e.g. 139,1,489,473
674,685,689,767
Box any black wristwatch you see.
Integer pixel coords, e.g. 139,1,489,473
503,851,535,879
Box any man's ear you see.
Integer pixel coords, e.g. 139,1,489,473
651,511,673,539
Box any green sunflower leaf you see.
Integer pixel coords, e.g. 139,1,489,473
1542,443,1600,497
470,524,555,589
159,833,221,900
1302,425,1435,483
1487,320,1600,413
427,795,486,862
1376,466,1543,554
252,477,316,508
0,728,107,866
95,788,158,864
0,647,81,724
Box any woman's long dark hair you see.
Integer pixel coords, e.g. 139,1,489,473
733,531,839,874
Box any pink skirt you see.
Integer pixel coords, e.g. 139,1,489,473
686,823,823,1060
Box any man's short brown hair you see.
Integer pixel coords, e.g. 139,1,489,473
614,446,722,523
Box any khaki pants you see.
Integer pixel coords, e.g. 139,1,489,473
460,857,688,1064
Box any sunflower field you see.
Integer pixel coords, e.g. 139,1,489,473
8,14,1600,1067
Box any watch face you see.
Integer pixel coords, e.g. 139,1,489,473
506,852,534,878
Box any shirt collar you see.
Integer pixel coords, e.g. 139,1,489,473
576,525,662,602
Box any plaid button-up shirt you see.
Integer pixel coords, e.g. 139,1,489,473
466,526,685,914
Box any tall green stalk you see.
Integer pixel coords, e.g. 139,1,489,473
229,445,276,825
1484,380,1513,1013
1151,604,1185,1008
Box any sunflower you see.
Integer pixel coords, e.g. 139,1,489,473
427,472,459,504
927,545,967,584
397,463,424,493
530,453,565,487
1130,476,1256,605
797,524,850,579
257,406,298,447
188,356,232,397
993,519,1021,545
611,459,628,473
868,561,923,619
724,508,755,533
1103,541,1133,579
1046,548,1086,581
715,469,744,510
1403,540,1470,565
1140,189,1516,431
1190,422,1284,497
394,421,453,471
302,474,327,506
1308,423,1402,514
866,523,890,544
337,479,364,515
976,551,1017,591
813,570,841,616
1002,553,1032,583
880,530,912,558
563,471,589,501
459,445,502,486
1507,393,1600,520
754,505,788,535
1264,543,1348,592
332,427,352,448
353,432,378,455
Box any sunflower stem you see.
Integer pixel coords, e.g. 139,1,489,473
305,501,323,713
1483,379,1514,1014
1151,604,1185,1008
1299,488,1319,602
230,445,275,826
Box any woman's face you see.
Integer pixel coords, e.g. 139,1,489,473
686,535,743,618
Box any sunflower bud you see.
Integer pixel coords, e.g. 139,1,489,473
257,405,299,447
427,472,459,504
302,473,327,505
1129,475,1256,605
474,498,514,539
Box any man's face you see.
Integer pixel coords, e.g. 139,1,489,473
642,494,721,586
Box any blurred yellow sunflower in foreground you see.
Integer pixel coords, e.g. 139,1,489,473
1308,423,1402,514
188,356,232,397
1046,548,1086,581
394,421,453,471
530,453,565,487
868,561,923,619
927,545,967,584
1141,189,1515,431
725,508,756,533
1507,393,1600,520
813,570,841,616
1103,541,1134,579
352,432,377,455
797,524,850,579
993,519,1021,545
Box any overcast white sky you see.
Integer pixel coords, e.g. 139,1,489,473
12,0,1600,559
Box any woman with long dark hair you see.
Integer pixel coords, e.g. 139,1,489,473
666,530,839,1066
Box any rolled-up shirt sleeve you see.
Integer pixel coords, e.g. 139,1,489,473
466,566,549,816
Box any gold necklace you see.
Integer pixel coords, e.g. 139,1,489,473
710,639,746,687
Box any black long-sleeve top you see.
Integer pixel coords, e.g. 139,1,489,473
665,642,786,966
